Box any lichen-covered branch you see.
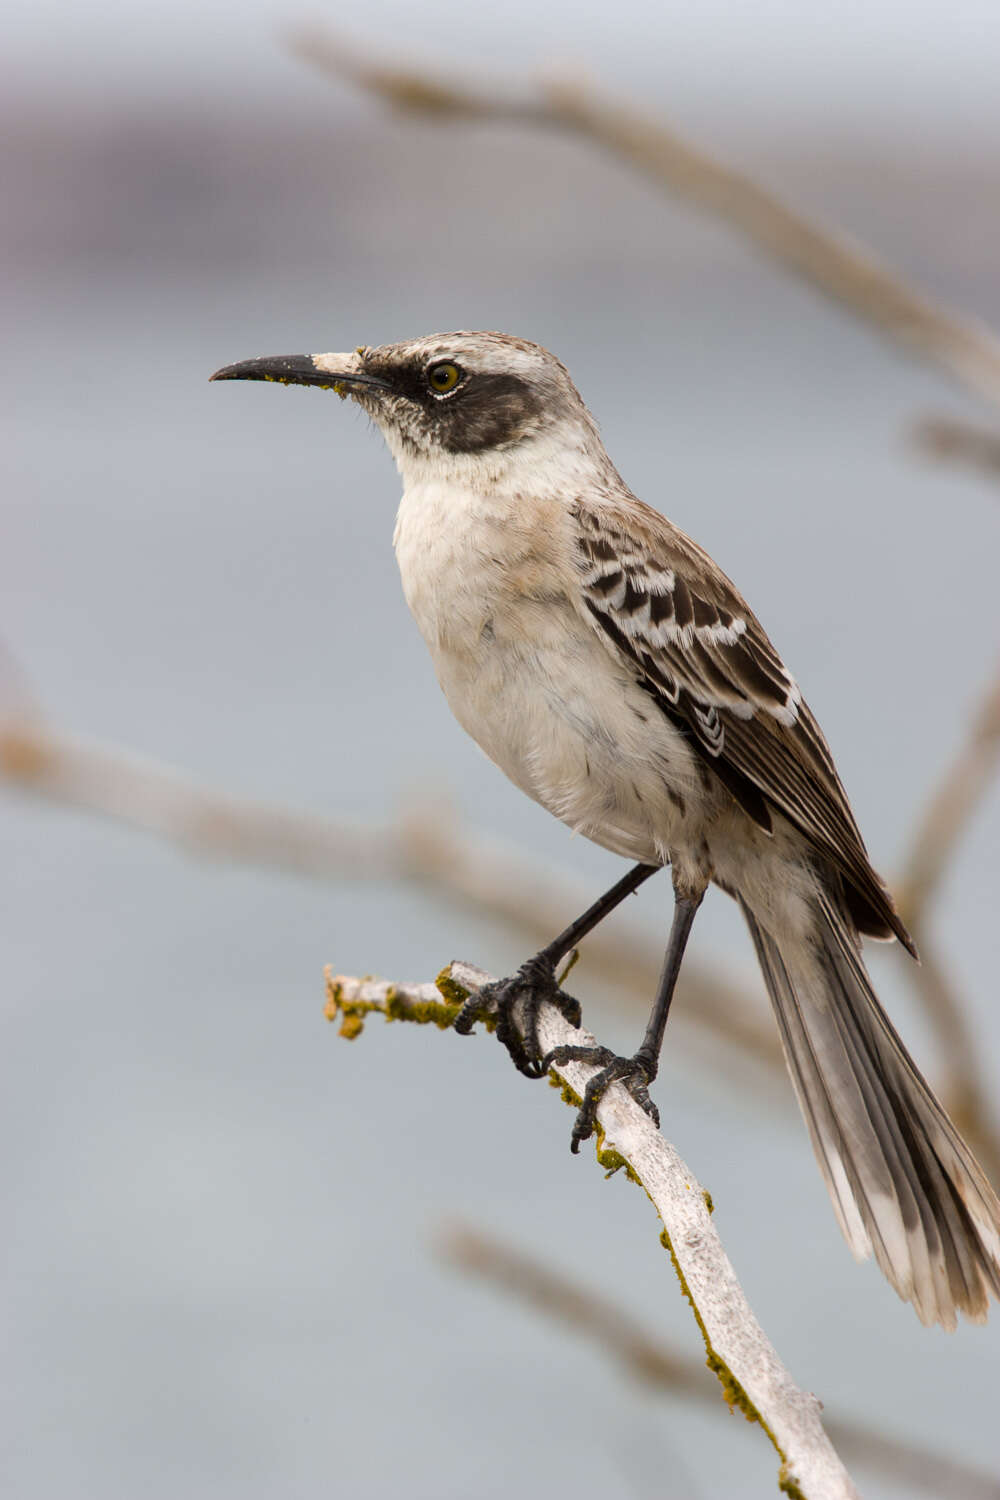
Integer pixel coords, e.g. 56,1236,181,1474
291,28,1000,409
439,1225,1000,1500
326,961,858,1500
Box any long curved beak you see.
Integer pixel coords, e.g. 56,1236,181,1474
209,351,392,392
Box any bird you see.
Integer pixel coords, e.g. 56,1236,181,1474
211,330,1000,1329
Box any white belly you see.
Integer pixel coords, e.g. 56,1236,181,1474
393,478,710,866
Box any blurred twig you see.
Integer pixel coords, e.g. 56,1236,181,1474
291,27,1000,409
0,721,775,1068
0,723,389,878
897,660,1000,931
0,639,39,722
439,1224,1000,1500
329,962,860,1500
891,661,1000,1182
914,416,1000,481
905,937,999,1184
4,713,999,1171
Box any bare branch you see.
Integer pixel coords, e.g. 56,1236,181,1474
440,1221,700,1388
0,723,390,877
288,27,551,125
327,962,859,1499
439,1225,1000,1500
292,29,1000,409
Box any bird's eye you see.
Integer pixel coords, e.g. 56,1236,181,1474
427,361,462,394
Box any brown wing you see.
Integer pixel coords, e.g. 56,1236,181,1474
572,497,914,954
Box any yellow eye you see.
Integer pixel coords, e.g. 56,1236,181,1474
427,361,461,394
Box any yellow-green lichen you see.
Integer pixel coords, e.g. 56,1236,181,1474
323,974,345,1023
542,1059,796,1485
541,1067,642,1182
594,1144,641,1182
777,1466,807,1500
548,1072,582,1109
385,983,460,1030
434,969,497,1032
556,948,580,986
323,967,461,1037
657,1223,800,1495
434,966,470,1008
337,1012,365,1041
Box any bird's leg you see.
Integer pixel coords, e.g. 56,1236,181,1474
454,862,660,1078
544,882,704,1152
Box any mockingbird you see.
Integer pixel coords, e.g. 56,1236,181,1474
212,330,1000,1328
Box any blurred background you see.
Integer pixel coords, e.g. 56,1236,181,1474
3,2,1000,1496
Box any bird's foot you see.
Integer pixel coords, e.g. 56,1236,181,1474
453,951,582,1078
540,1044,660,1153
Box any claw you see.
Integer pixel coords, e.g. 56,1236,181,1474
456,956,581,1078
542,1044,660,1151
453,990,487,1037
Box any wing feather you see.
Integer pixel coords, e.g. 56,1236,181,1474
571,497,913,954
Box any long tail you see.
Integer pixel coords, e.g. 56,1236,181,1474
741,886,1000,1328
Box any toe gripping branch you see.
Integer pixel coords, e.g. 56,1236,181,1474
452,948,661,1154
543,1044,661,1152
452,862,671,1151
453,950,582,1078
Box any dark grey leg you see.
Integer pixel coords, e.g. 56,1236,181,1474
544,887,704,1151
454,862,660,1077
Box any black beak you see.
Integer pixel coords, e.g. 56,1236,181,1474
209,353,392,391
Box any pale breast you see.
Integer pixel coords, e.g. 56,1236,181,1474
393,478,709,865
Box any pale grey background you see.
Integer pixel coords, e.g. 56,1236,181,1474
3,5,999,1497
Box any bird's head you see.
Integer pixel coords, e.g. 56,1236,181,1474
210,330,601,483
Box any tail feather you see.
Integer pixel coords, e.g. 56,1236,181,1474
742,888,1000,1329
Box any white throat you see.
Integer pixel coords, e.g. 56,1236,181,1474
380,412,613,506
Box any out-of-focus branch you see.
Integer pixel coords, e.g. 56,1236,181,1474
896,660,1000,931
903,935,1000,1188
439,1225,1000,1500
914,417,1000,482
440,1222,698,1387
0,721,777,1070
5,718,999,1171
291,28,1000,409
887,661,1000,1186
327,962,859,1500
0,723,389,877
